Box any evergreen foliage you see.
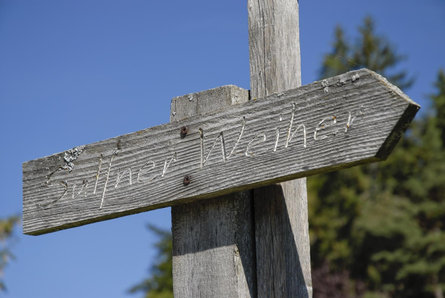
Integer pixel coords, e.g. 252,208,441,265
311,16,445,298
129,225,173,298
0,215,19,292
320,17,413,90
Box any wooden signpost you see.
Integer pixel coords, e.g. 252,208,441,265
22,1,419,297
22,69,418,236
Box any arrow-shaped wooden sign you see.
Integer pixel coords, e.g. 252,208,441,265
23,69,419,235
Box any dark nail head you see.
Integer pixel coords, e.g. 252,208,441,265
180,126,188,139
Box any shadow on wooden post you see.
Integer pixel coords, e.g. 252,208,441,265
255,182,311,297
172,193,257,297
248,0,313,296
172,183,311,298
170,86,257,297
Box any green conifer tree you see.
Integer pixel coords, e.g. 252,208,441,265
129,225,173,298
320,16,413,89
311,17,445,298
0,215,20,292
310,15,414,276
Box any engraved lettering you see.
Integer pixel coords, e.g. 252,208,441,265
245,133,267,157
100,150,118,209
38,167,68,209
162,152,177,177
227,117,246,159
137,160,157,183
274,115,283,152
314,116,337,141
115,168,132,189
199,117,246,167
274,127,280,152
72,180,89,200
286,103,307,148
35,99,373,214
199,129,226,167
40,181,68,208
93,154,103,195
345,106,364,132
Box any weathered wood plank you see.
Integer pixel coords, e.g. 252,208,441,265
247,0,312,296
22,69,420,235
171,85,256,297
172,194,256,298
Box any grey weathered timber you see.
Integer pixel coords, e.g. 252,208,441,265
22,69,420,235
248,0,301,99
171,86,256,297
247,0,311,296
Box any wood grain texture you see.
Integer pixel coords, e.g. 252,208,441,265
254,183,311,297
22,69,420,235
248,0,301,98
248,1,312,296
171,86,256,297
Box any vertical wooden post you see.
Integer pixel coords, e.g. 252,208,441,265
171,1,312,297
248,0,312,297
171,86,257,297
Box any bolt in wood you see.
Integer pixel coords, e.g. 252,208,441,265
183,175,191,186
180,126,188,139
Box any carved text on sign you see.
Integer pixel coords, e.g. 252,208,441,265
23,69,419,235
39,103,365,210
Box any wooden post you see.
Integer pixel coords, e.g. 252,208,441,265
170,86,257,297
171,1,312,297
248,0,312,297
22,2,419,297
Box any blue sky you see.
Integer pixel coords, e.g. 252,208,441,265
1,1,444,297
